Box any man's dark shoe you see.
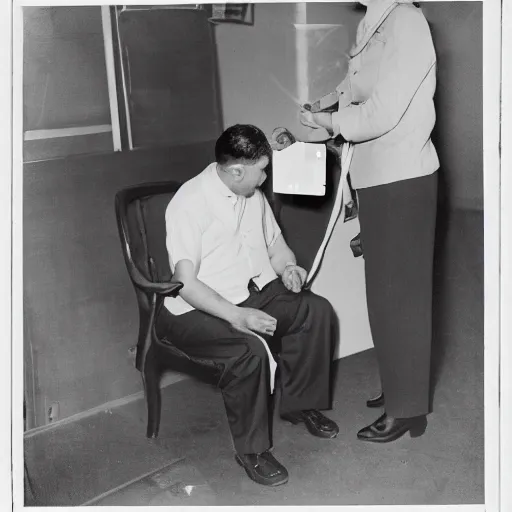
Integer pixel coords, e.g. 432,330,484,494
235,450,289,486
281,409,339,438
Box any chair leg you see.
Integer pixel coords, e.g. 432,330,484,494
142,356,162,439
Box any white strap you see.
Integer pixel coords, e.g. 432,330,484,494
253,143,354,391
306,143,354,286
251,331,277,393
252,192,278,393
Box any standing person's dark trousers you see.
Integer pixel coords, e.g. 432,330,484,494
155,278,336,455
357,172,438,431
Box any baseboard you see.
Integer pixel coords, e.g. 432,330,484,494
24,371,190,439
336,341,374,361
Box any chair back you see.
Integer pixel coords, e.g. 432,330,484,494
115,182,183,371
116,181,181,287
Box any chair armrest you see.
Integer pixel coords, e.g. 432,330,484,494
130,266,183,297
147,281,184,297
126,258,183,296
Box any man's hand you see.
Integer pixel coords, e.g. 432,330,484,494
282,264,307,293
232,307,278,337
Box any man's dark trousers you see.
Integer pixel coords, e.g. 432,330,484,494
155,278,336,455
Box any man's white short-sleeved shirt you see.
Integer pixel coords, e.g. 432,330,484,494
164,163,282,315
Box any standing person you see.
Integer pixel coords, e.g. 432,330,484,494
300,0,439,443
157,124,339,486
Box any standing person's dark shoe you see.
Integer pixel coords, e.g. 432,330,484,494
235,450,289,486
357,413,427,443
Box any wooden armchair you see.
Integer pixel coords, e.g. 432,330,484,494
115,182,228,438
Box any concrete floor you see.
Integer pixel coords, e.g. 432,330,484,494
24,208,484,506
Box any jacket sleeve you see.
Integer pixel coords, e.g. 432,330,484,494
315,74,352,110
332,7,436,143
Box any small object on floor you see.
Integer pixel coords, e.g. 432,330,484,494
357,412,427,443
281,409,339,439
235,450,289,487
366,391,385,408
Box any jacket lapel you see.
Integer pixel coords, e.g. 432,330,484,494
350,0,414,58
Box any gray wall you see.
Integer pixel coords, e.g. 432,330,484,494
215,2,483,211
422,1,483,210
24,143,216,428
215,3,303,139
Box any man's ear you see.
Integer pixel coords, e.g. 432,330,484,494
227,164,245,181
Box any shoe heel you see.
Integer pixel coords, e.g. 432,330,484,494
409,417,427,438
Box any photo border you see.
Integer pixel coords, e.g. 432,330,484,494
7,1,505,511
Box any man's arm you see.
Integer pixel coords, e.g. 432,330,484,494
260,192,307,293
267,233,296,276
268,234,307,293
173,259,239,323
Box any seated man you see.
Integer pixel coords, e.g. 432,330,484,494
156,124,338,487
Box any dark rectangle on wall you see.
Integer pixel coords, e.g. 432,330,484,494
116,8,221,148
23,6,111,131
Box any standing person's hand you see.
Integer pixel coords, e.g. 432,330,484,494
282,264,307,293
310,112,333,131
232,307,277,337
300,109,321,129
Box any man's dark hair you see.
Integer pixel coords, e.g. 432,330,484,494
215,124,272,166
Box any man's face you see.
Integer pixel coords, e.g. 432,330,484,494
236,156,269,197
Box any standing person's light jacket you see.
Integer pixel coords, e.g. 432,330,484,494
318,0,440,189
